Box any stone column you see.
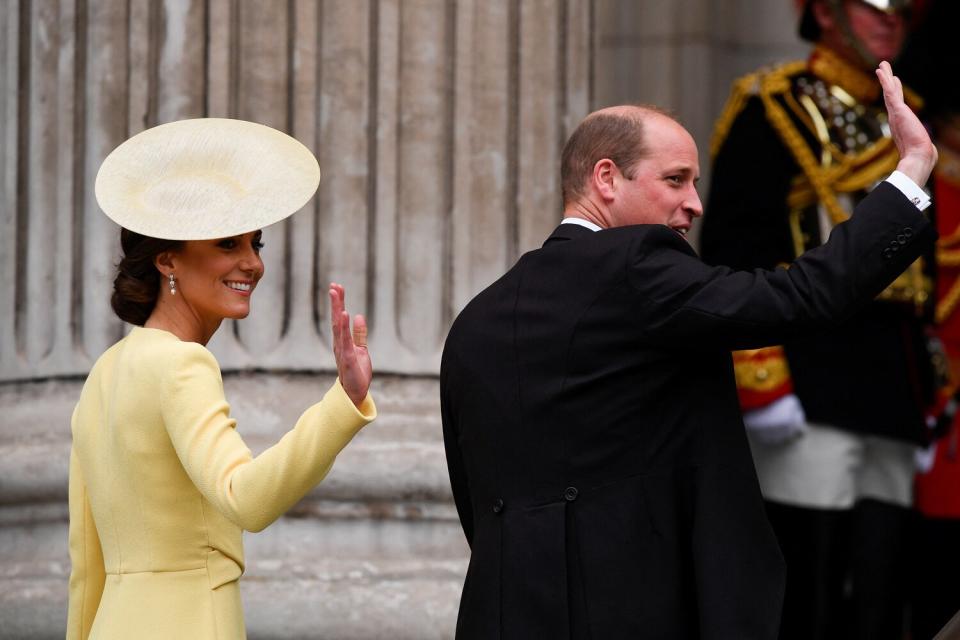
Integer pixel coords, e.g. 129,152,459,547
0,1,593,637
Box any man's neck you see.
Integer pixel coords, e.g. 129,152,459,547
562,200,610,229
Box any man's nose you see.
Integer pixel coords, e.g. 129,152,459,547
685,191,703,218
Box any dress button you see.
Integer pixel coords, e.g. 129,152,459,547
896,234,907,245
882,248,894,259
903,228,914,238
563,486,579,502
493,498,504,514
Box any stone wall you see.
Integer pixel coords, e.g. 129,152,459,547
0,1,806,637
0,0,591,382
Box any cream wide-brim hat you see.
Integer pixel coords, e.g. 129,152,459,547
95,118,320,240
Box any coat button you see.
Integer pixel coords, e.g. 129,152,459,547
896,234,907,245
903,228,914,238
493,498,504,514
563,486,579,502
882,248,894,259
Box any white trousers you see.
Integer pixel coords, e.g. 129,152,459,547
748,423,917,509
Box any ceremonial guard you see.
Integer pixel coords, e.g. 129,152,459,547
700,1,933,638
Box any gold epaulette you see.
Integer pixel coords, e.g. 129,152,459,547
710,61,808,160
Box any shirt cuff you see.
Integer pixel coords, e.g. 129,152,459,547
885,170,931,211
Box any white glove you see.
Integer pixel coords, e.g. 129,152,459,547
915,443,937,473
743,394,807,446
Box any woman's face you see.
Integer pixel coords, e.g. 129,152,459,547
171,230,265,324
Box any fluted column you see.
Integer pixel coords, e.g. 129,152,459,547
1,0,593,383
0,1,594,637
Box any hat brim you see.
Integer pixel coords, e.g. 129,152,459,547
95,118,320,241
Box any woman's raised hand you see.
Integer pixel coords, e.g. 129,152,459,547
329,283,372,408
876,60,938,186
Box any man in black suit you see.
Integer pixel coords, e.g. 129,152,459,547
441,63,936,639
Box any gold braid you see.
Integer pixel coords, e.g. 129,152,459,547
736,60,929,314
759,70,852,226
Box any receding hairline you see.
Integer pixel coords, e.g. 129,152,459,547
579,103,680,130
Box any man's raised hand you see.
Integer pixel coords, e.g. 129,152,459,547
877,60,938,185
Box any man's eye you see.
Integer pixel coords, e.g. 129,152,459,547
666,175,682,184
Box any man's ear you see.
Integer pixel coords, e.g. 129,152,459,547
593,158,619,202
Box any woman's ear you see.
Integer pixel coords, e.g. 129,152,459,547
154,251,176,277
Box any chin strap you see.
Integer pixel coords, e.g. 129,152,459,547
826,0,880,69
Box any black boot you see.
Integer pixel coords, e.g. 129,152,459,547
765,500,851,640
849,498,909,640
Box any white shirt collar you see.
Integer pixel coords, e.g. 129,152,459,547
560,217,603,232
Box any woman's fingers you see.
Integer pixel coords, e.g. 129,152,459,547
329,287,342,353
353,314,368,349
327,283,372,407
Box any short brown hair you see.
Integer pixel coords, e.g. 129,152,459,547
111,229,183,326
560,105,678,205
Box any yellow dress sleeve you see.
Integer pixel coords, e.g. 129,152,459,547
160,343,376,532
66,436,105,640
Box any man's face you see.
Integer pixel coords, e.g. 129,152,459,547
845,0,907,62
609,115,702,240
821,0,907,64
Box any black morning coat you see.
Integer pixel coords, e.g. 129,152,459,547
440,183,934,640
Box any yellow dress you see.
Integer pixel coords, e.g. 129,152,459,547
66,326,376,639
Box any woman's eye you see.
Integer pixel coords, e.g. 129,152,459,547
218,239,237,249
252,241,265,252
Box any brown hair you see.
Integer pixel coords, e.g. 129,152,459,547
560,105,679,206
111,229,183,326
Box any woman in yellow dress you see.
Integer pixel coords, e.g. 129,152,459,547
66,119,375,639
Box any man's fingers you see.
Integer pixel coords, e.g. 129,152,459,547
876,61,901,102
